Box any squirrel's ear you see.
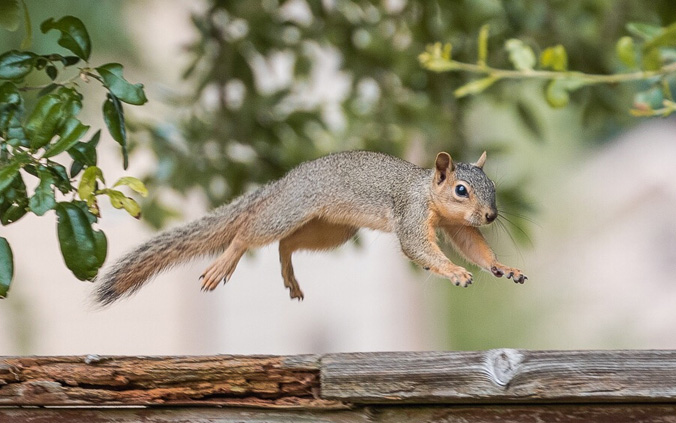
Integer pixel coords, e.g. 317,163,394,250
474,151,487,169
435,152,454,184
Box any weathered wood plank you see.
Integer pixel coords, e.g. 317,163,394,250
0,354,337,408
3,404,676,423
3,350,676,408
321,349,676,403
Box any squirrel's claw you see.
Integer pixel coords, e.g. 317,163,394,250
491,264,527,284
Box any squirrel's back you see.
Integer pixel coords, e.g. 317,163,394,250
251,151,431,232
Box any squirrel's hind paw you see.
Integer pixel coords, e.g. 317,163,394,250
491,264,527,284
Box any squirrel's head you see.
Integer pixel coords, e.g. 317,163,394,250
431,151,497,227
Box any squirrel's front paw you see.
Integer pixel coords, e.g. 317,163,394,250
491,263,527,284
448,267,473,288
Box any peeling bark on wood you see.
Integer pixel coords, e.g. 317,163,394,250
2,350,676,422
0,354,337,408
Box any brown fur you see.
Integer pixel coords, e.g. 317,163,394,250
95,150,526,305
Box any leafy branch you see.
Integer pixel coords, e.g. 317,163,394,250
419,22,676,116
0,11,148,298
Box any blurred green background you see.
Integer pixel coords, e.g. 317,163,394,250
2,0,676,353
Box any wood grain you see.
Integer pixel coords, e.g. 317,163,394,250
321,349,676,403
2,349,676,413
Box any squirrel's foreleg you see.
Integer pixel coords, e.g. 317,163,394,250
441,224,527,283
397,219,473,287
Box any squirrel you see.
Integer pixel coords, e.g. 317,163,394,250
95,150,526,305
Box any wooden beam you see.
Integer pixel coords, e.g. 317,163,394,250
0,354,337,408
2,350,676,408
3,404,676,423
321,349,676,403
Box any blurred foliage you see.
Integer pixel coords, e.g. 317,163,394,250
137,0,676,230
0,7,147,298
419,22,676,114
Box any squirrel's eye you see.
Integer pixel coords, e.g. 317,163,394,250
455,184,468,197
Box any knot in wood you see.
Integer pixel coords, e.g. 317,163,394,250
485,349,523,388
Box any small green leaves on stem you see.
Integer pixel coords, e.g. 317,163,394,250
505,39,536,71
540,45,568,71
454,76,499,98
40,16,91,61
419,21,676,116
0,14,148,297
0,237,12,298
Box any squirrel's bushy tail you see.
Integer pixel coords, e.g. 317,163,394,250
94,192,257,306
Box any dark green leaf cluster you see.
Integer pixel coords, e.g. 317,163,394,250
0,11,147,298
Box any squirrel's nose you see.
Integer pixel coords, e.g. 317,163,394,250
485,211,497,223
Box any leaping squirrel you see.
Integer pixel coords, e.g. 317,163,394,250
95,151,526,305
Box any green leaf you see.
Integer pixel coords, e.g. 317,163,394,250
0,237,12,298
627,22,663,41
0,50,34,80
55,202,106,281
0,81,21,106
418,42,456,72
544,78,585,108
95,63,148,105
78,165,103,206
42,117,90,158
453,76,499,98
477,24,489,67
25,94,62,150
0,161,22,194
67,129,99,167
46,65,57,80
71,200,98,224
0,0,21,31
616,36,636,68
642,47,662,71
540,45,568,71
40,16,91,61
113,176,148,197
19,0,31,49
0,172,28,225
92,226,107,268
56,86,83,116
645,22,676,49
505,39,535,71
103,189,142,219
28,166,56,216
47,162,73,194
102,94,128,168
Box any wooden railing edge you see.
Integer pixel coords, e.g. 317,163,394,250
2,349,676,408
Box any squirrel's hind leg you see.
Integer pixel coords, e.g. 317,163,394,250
279,218,358,300
200,236,247,291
